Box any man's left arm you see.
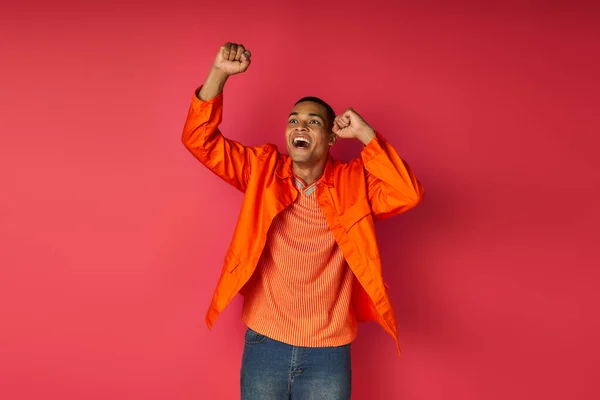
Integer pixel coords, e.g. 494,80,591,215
333,109,424,220
360,132,424,220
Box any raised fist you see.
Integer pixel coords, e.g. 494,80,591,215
333,108,376,145
212,42,251,76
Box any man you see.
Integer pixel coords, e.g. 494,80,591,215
182,42,424,400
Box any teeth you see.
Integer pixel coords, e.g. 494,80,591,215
293,137,310,146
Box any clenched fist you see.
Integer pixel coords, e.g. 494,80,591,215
213,42,252,76
333,108,376,146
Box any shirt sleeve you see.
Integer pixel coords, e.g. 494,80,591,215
360,132,424,219
181,88,270,192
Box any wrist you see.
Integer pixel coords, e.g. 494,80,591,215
357,127,376,146
197,68,229,101
209,66,231,81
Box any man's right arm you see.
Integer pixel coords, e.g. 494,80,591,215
197,63,229,102
182,43,264,193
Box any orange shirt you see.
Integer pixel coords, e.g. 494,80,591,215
182,88,424,354
242,177,357,347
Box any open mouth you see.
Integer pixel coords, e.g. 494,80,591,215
292,136,311,149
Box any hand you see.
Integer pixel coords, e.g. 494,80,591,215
333,108,376,145
212,42,251,76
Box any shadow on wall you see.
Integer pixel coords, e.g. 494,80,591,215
352,171,470,397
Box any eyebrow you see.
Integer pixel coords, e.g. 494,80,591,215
288,112,325,121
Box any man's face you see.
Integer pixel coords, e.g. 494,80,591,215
285,101,334,166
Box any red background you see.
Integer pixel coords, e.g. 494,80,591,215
1,1,599,399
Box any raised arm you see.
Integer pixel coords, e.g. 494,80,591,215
333,108,424,219
182,42,266,192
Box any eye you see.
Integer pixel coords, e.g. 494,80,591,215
309,120,320,124
289,118,297,124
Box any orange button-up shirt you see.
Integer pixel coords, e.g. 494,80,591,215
182,88,424,354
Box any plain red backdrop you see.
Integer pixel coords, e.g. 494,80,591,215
1,1,599,399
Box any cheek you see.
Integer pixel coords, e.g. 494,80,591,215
314,130,331,146
315,139,331,152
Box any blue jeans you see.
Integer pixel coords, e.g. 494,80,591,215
240,328,352,399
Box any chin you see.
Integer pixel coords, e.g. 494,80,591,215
290,154,310,163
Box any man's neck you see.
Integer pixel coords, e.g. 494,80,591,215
292,159,327,185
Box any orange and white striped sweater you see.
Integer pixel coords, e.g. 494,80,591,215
241,176,357,347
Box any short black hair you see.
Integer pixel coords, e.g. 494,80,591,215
294,96,335,128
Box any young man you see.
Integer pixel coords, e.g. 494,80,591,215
182,42,424,399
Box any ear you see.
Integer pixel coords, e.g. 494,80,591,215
329,133,337,146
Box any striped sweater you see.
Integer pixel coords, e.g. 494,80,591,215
241,177,357,347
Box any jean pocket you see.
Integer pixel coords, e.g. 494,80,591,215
244,328,267,345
